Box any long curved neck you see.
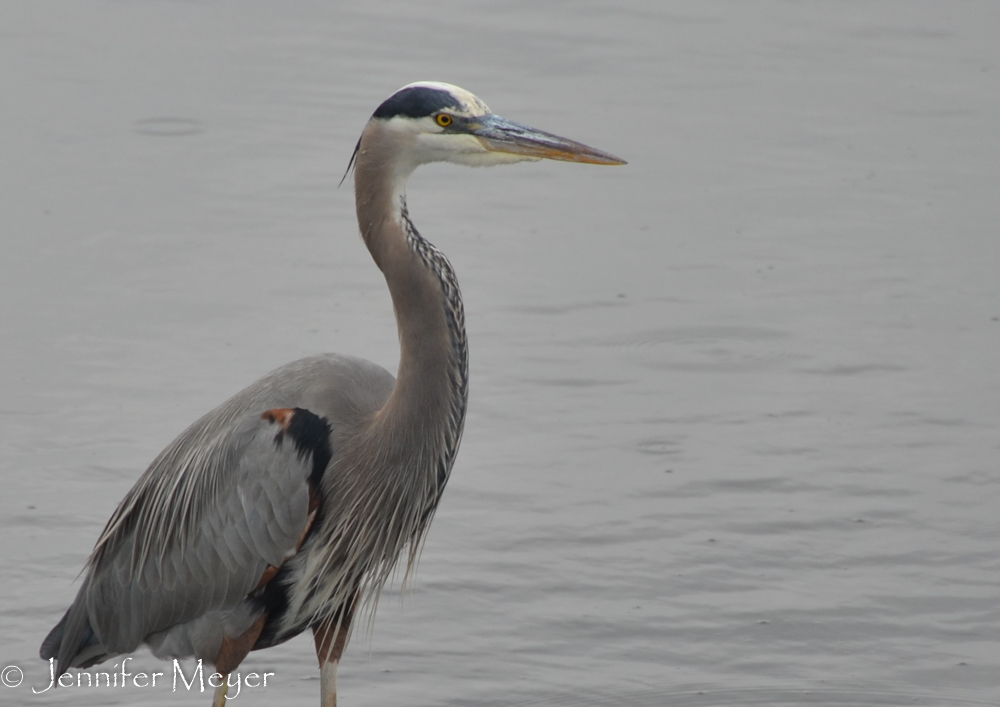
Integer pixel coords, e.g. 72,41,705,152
353,124,468,481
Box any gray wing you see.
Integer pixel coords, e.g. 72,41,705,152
41,354,394,674
87,408,328,652
45,408,329,672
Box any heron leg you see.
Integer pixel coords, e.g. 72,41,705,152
312,609,354,707
319,659,338,707
210,614,267,706
211,677,229,707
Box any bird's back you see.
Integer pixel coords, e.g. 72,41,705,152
178,353,396,444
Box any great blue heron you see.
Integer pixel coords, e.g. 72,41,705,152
40,81,624,707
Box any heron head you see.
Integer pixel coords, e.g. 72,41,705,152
355,82,626,176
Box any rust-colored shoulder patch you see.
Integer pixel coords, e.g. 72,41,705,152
261,408,295,429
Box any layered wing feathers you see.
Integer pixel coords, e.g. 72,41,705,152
42,354,394,675
69,408,328,664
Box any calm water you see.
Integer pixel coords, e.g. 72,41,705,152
2,2,998,706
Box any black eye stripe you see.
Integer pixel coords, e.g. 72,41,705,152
372,87,463,120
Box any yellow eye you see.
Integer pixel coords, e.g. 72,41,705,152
435,113,453,127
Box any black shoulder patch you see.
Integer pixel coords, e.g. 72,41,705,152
282,408,334,487
372,86,462,120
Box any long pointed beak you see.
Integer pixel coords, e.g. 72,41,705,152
472,114,626,165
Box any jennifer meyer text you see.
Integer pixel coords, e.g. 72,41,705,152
6,657,274,699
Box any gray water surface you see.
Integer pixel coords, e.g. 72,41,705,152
2,2,999,706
